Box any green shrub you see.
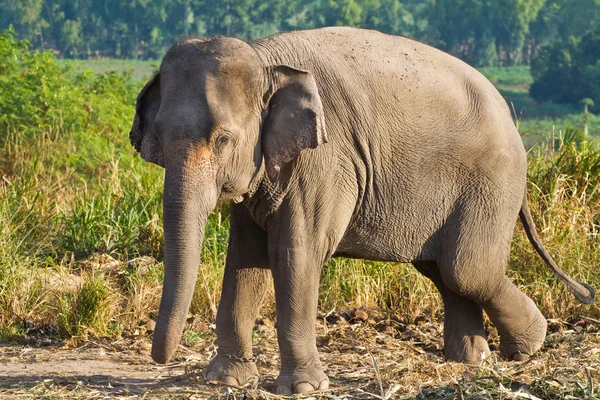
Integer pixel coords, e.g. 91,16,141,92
58,270,117,338
0,27,139,176
0,27,165,339
57,161,163,259
479,66,533,86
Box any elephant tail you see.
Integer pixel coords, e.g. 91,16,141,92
519,193,595,304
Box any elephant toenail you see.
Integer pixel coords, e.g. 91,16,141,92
294,382,316,394
221,376,241,386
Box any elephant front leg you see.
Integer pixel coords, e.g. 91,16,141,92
206,205,271,387
206,267,270,387
271,247,329,395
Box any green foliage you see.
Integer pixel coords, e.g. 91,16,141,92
475,65,600,140
58,270,117,338
4,0,600,67
307,0,430,38
0,27,64,137
58,59,158,81
0,27,138,173
320,257,439,318
57,163,163,259
530,0,600,48
430,0,545,66
0,30,167,339
479,66,534,86
531,30,600,109
0,27,163,262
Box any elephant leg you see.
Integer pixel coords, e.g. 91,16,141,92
259,198,340,397
413,261,490,364
206,205,271,387
438,212,547,362
482,276,547,360
270,245,329,395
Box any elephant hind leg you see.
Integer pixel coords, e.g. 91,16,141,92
414,261,490,365
482,276,547,360
436,211,547,361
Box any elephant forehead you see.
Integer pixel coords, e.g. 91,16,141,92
202,67,262,122
158,64,260,135
162,42,263,112
162,38,263,96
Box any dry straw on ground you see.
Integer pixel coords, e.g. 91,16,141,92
0,309,598,399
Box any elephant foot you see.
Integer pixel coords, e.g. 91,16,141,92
205,353,259,389
274,366,329,394
499,309,547,361
445,334,491,365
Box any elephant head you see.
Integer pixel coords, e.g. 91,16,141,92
129,37,327,364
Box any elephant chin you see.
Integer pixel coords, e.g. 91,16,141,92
152,174,217,364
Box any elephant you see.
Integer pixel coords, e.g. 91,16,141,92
129,27,595,394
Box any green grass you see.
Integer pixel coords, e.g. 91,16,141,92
479,65,534,86
0,28,598,345
58,59,158,81
58,269,117,338
491,84,596,137
479,66,600,141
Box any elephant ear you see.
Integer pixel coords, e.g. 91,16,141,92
130,73,165,167
262,65,327,182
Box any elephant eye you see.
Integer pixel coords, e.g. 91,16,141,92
215,132,234,153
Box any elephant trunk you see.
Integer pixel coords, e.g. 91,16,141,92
152,168,217,364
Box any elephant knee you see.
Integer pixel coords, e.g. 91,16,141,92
440,266,504,305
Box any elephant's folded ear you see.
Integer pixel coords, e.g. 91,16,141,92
262,65,327,182
130,73,165,167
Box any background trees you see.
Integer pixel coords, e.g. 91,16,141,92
4,0,600,111
428,0,545,66
530,30,600,110
1,0,598,68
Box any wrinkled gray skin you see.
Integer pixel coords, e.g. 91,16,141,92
130,27,595,394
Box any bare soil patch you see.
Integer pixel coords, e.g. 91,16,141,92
0,312,598,399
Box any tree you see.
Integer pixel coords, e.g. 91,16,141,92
489,0,546,65
530,31,600,110
0,0,597,63
0,0,47,48
429,0,545,66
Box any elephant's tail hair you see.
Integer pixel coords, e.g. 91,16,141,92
519,193,595,304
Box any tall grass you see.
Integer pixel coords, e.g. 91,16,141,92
0,28,598,343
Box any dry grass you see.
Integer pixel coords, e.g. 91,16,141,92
1,125,599,399
0,312,598,399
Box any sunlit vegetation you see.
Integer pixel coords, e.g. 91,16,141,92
0,29,597,348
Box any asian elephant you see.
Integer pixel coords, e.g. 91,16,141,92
129,27,595,394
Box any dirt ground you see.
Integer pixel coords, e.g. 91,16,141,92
1,311,599,399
